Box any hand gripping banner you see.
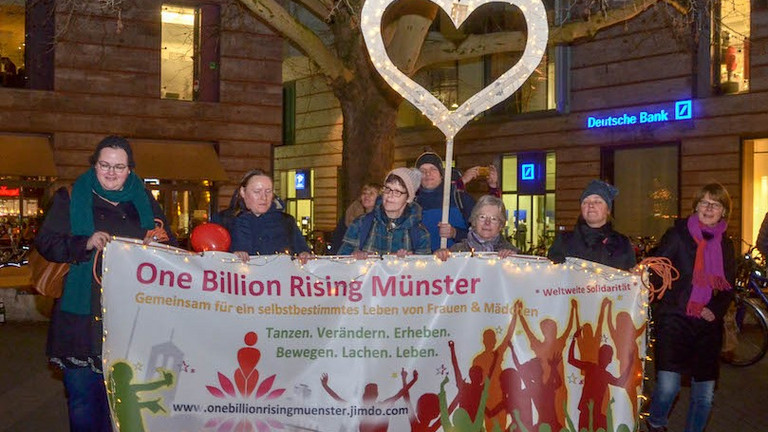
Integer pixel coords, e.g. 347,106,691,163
101,238,648,432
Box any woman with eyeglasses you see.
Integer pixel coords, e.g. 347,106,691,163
547,179,636,271
646,183,736,432
434,195,519,261
337,167,431,258
34,136,176,432
230,169,311,262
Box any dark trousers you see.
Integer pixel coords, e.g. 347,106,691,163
63,367,113,432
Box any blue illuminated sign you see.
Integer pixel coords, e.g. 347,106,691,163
521,163,535,180
517,153,546,195
586,99,693,129
295,172,306,190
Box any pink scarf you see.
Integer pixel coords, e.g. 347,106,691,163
687,216,731,317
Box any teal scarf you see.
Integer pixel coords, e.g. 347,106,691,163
62,168,155,315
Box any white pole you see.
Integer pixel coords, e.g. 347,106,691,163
440,137,454,249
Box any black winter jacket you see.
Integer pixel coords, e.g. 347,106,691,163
650,217,736,380
35,187,175,360
547,221,636,271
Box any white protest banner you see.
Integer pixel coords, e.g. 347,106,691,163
101,238,647,432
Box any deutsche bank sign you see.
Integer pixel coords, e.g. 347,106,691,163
586,100,692,129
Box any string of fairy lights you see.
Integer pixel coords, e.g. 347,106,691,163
101,236,656,426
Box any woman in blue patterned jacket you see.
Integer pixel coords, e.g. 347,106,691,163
338,167,431,258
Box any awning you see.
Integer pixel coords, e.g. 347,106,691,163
0,134,57,176
130,140,228,182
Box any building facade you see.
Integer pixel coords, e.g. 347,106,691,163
276,2,767,252
0,0,283,249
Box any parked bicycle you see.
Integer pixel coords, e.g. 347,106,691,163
721,246,768,366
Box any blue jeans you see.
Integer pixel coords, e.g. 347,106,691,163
648,370,715,432
63,367,113,432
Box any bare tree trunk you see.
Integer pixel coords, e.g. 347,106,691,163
331,21,402,209
335,75,399,209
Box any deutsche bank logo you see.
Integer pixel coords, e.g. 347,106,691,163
675,100,692,120
521,164,535,180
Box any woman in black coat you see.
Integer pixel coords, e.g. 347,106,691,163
646,183,736,432
547,179,636,270
35,136,175,432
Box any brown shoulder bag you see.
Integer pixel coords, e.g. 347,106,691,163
28,249,68,298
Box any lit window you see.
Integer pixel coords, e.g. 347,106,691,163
161,5,197,100
0,1,26,88
714,0,750,94
500,152,556,253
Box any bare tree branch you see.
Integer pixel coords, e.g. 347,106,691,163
238,0,352,81
414,0,687,72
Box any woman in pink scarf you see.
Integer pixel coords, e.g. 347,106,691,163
646,183,736,432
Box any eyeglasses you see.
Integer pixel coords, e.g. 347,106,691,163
381,186,407,198
477,214,502,225
96,161,128,173
698,200,723,211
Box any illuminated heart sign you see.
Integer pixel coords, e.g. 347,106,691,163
361,0,549,139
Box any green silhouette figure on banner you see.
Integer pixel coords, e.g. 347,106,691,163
108,361,175,432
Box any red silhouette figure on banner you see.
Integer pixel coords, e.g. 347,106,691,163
486,343,534,432
235,331,262,397
471,312,517,431
401,369,441,432
321,371,417,432
448,340,497,423
568,326,633,430
518,298,577,425
605,298,646,419
509,340,562,431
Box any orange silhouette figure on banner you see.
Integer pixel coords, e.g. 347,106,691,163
448,339,497,423
518,298,577,426
471,311,517,431
605,298,646,419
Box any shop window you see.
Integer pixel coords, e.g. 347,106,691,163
161,4,220,102
603,144,679,240
145,180,213,249
500,152,556,252
0,0,54,90
743,139,768,252
0,177,49,249
713,0,750,94
279,169,314,238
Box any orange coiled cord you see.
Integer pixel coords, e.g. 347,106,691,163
635,257,679,302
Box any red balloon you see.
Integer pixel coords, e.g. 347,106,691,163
190,223,231,252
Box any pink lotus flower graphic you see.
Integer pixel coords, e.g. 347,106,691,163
204,331,286,431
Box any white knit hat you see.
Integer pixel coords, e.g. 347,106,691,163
387,167,422,203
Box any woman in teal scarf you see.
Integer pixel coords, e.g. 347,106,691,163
35,136,175,432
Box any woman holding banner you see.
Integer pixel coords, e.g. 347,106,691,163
230,169,311,262
547,179,635,270
35,136,175,432
434,195,519,261
338,167,431,258
646,183,736,432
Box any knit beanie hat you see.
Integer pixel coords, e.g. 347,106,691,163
387,167,422,203
415,151,444,178
580,179,619,209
